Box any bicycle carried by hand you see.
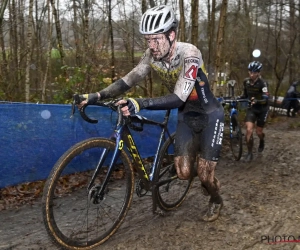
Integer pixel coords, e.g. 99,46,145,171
42,95,194,250
218,97,249,161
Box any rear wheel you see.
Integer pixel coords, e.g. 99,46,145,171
153,133,193,211
42,138,134,249
230,114,243,161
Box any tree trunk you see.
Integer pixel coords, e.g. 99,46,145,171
108,0,115,81
213,0,228,96
0,0,9,26
288,0,296,82
243,0,252,60
42,0,52,103
179,0,186,42
72,0,81,66
25,0,34,102
190,0,199,46
50,0,65,65
0,0,9,91
207,0,216,82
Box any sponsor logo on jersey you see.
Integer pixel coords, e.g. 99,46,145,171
201,87,208,103
182,81,193,95
262,87,268,92
184,57,199,81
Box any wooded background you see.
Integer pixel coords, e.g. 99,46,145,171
0,0,299,103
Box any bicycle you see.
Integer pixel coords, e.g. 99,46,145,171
42,95,194,250
218,97,249,161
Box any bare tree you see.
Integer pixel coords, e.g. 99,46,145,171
0,0,9,25
0,0,9,94
107,0,115,80
212,0,228,96
207,0,216,81
178,0,186,42
50,0,65,65
42,0,53,103
72,0,81,66
268,0,297,102
24,0,34,102
190,0,198,46
288,0,297,82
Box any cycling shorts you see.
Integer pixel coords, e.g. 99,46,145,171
244,107,268,127
174,107,224,162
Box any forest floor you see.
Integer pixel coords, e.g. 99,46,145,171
1,112,300,250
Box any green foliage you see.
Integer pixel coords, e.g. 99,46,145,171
51,49,61,59
52,66,85,104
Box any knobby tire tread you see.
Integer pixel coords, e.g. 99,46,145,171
42,137,134,250
153,133,193,211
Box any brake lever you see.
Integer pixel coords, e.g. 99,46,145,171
70,94,98,123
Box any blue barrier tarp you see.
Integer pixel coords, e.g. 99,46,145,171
0,102,177,188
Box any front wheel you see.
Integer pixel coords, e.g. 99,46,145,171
230,114,243,161
42,138,134,250
153,133,193,211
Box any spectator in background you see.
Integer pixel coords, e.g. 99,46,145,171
282,81,300,117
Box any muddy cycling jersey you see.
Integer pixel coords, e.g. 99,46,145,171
98,42,224,161
120,42,220,114
241,77,269,110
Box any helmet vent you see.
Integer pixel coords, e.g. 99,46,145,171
154,14,163,30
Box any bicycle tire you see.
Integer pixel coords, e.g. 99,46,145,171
230,114,243,161
42,138,134,250
153,133,193,211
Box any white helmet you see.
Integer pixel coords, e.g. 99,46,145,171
139,5,178,35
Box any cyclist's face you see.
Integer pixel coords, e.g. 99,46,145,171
144,34,170,60
248,71,260,82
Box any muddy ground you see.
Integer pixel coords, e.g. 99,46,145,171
1,114,300,250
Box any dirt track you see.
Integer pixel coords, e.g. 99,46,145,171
1,116,300,250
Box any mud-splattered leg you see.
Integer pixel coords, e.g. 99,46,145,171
197,158,223,222
174,155,195,180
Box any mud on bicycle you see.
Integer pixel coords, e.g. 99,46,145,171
42,95,194,250
218,97,249,161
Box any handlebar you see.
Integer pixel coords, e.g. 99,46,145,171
217,97,252,109
217,96,250,103
220,98,251,104
71,94,144,131
71,94,119,123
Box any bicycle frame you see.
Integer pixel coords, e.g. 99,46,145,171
88,107,174,210
228,101,239,138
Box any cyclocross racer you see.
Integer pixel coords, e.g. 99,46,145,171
240,61,269,162
77,5,225,222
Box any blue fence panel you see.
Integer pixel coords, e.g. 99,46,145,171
0,102,177,188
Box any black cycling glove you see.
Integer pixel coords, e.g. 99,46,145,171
126,98,141,114
78,92,99,105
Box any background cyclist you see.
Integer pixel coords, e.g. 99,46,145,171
77,5,224,222
282,80,300,117
239,61,269,162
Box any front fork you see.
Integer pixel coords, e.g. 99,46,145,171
88,135,123,204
